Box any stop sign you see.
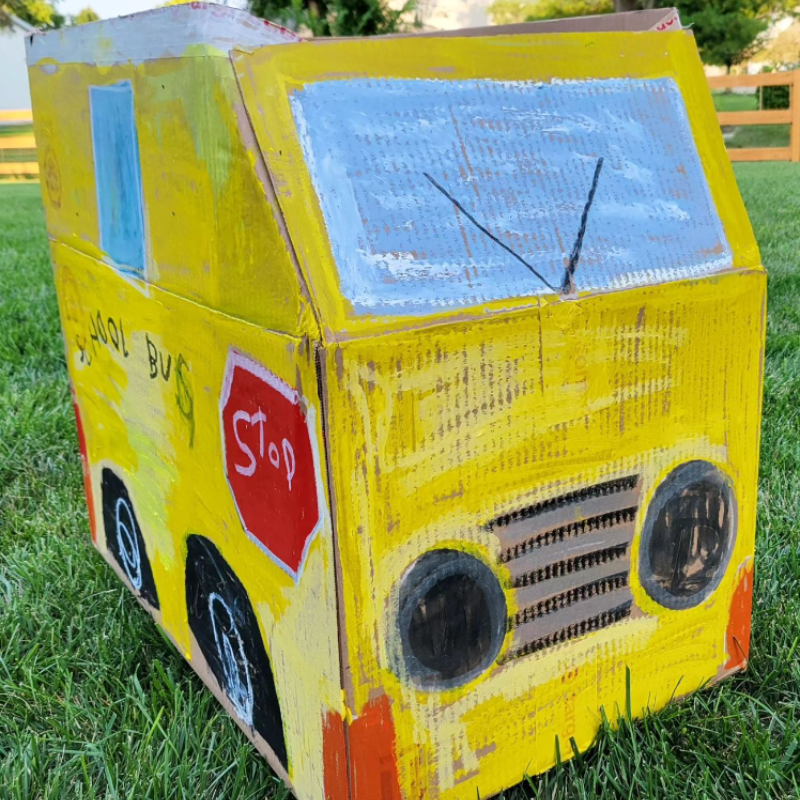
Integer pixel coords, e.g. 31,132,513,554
220,351,321,577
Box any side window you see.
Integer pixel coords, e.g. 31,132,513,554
89,81,145,275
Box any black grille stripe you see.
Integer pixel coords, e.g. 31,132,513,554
514,543,629,589
490,475,638,532
511,573,629,628
500,507,637,564
503,601,634,662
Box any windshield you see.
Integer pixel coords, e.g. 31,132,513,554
290,77,731,317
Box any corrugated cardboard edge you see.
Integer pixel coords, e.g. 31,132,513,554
327,8,682,42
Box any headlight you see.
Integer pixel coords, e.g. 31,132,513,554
396,549,507,690
639,461,736,610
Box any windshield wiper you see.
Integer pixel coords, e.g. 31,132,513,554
561,156,604,294
423,172,557,293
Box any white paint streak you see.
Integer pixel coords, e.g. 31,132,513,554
26,2,300,66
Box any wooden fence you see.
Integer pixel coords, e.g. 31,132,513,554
0,110,38,179
708,70,800,163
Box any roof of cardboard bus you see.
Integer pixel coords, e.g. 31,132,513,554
25,4,679,66
25,3,300,66
23,5,753,343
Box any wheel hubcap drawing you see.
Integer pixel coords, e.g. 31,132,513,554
115,497,142,590
209,591,254,726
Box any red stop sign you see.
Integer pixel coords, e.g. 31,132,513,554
220,351,321,577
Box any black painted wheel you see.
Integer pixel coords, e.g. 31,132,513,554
101,468,160,609
396,549,507,690
184,535,288,769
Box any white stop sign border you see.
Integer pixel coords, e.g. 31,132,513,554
219,348,326,582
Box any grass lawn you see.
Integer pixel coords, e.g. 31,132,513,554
2,167,800,798
0,124,34,138
0,124,36,162
712,91,759,113
712,91,791,149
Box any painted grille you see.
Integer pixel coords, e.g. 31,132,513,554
491,476,641,662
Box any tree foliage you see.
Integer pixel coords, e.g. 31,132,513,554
72,6,99,24
489,0,612,25
489,0,796,70
247,0,418,37
760,69,791,109
0,0,64,28
674,0,768,70
1,1,102,28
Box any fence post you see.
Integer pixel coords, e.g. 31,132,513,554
791,70,800,163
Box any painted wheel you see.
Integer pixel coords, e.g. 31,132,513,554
185,535,288,769
396,549,507,690
101,468,160,609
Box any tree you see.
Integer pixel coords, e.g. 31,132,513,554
614,0,653,10
489,0,612,25
655,0,798,72
673,0,767,71
489,0,795,72
0,0,64,28
71,6,99,24
247,0,418,37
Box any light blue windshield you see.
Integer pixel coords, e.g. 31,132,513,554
290,77,731,317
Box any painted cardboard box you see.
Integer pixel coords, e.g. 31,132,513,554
27,5,765,800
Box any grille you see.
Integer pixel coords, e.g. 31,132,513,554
491,476,640,662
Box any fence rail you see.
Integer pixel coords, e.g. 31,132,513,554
708,70,800,163
0,110,38,179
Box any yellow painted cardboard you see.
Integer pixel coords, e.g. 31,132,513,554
29,6,765,800
30,50,316,337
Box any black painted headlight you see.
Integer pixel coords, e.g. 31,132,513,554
639,461,736,610
396,549,507,690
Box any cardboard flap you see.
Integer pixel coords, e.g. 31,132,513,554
233,27,753,339
437,8,682,36
331,8,682,41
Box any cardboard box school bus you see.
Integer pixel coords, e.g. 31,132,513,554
28,5,765,800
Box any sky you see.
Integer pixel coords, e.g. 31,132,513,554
59,0,246,18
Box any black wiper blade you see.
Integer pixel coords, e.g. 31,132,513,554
562,156,604,294
423,172,557,293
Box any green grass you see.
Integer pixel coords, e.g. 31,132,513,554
711,91,791,149
0,151,39,164
2,169,800,798
712,91,759,112
724,124,791,150
0,123,34,138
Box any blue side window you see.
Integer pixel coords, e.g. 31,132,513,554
90,81,145,275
